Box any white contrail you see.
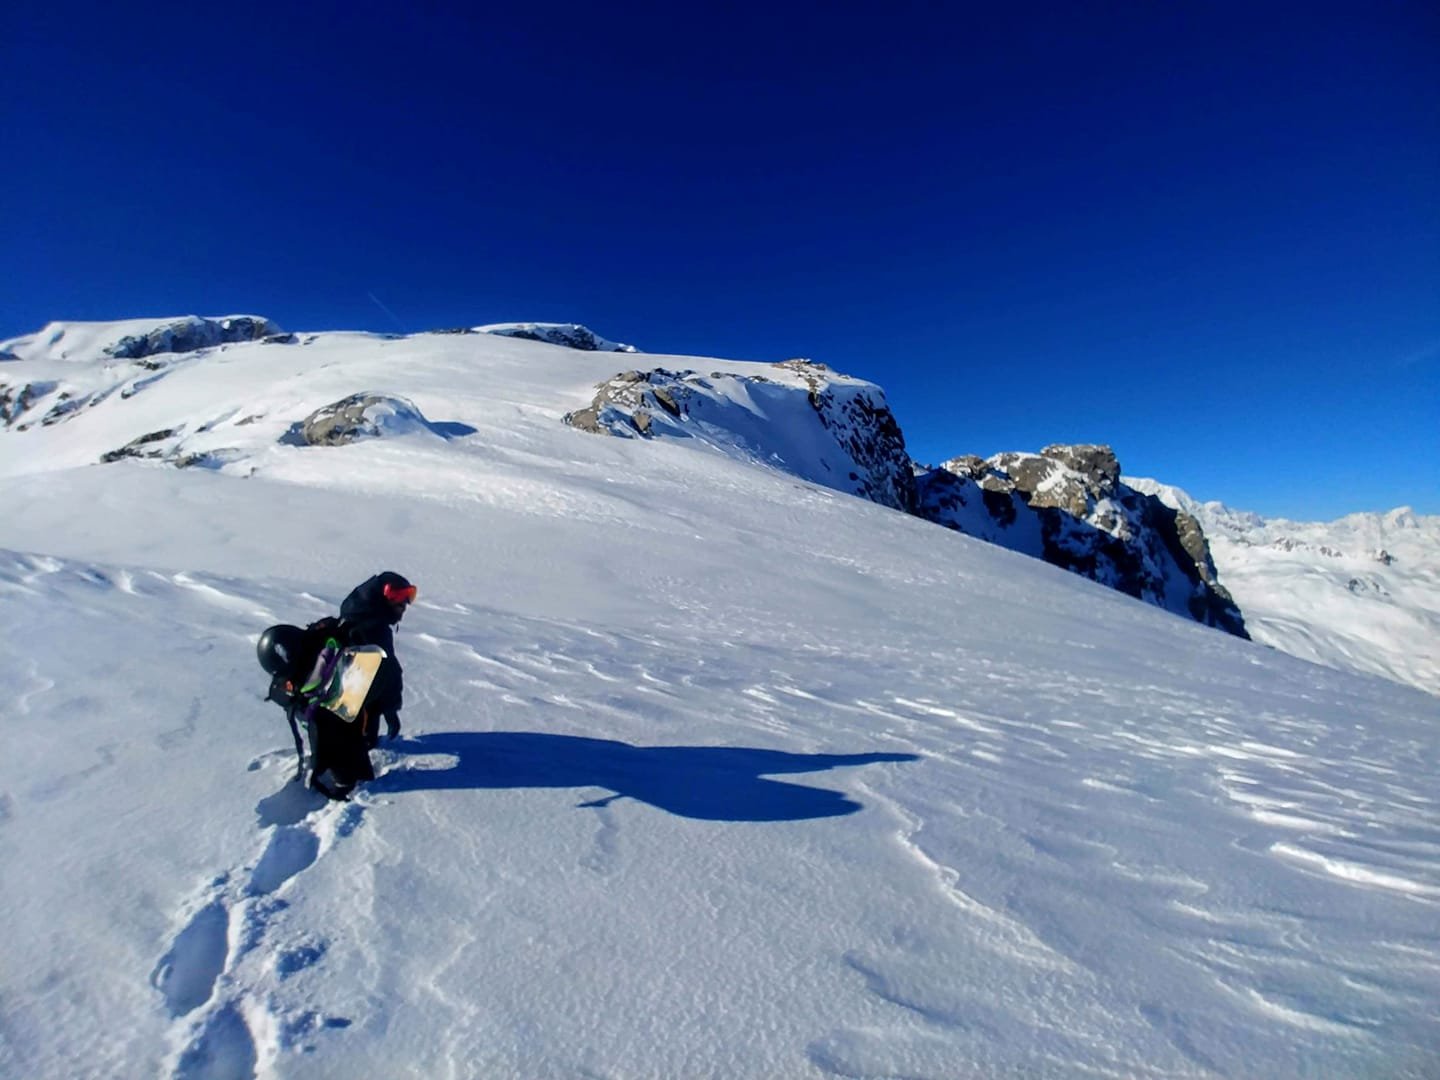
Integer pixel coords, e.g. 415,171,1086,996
367,291,407,333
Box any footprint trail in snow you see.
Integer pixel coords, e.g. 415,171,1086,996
152,766,366,1079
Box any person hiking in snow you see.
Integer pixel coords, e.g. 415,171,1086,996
259,617,378,801
340,570,415,748
256,571,416,799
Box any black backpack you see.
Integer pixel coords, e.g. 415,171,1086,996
260,616,353,776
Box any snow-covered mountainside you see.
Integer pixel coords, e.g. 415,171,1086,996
916,446,1247,637
2,314,1432,676
1,318,1252,636
1131,478,1440,697
0,315,1436,1079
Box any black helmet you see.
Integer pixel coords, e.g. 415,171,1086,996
257,624,305,677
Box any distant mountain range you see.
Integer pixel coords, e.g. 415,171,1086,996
1127,481,1437,696
2,315,1433,696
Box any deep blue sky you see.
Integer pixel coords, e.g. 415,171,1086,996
4,2,1436,519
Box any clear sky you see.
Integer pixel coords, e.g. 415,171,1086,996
4,2,1436,520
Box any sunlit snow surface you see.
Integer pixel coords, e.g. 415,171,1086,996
1,326,1437,1078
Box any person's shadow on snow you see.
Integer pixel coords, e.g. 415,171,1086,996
373,732,919,821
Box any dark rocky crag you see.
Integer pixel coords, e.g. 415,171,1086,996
916,445,1247,636
774,359,916,513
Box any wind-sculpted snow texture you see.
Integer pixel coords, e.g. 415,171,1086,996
1132,479,1440,697
917,446,1249,637
0,317,1437,1078
564,360,917,512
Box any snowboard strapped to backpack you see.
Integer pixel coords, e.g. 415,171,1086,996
258,617,386,778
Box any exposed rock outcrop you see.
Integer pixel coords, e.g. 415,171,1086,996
476,323,638,353
96,425,243,470
0,381,49,427
917,445,1247,636
104,316,281,361
287,392,476,447
564,361,915,512
291,393,429,446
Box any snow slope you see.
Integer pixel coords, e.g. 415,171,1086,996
1131,479,1440,698
1,321,1437,1079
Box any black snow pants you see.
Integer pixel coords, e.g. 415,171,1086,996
306,707,375,799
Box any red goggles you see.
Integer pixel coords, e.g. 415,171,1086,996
383,582,418,605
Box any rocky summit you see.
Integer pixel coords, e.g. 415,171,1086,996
916,445,1248,637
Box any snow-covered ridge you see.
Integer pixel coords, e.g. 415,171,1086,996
557,365,1255,639
472,322,637,352
0,316,296,435
563,359,915,511
1131,478,1440,696
0,315,282,364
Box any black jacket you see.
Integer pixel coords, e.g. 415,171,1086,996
340,571,411,716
